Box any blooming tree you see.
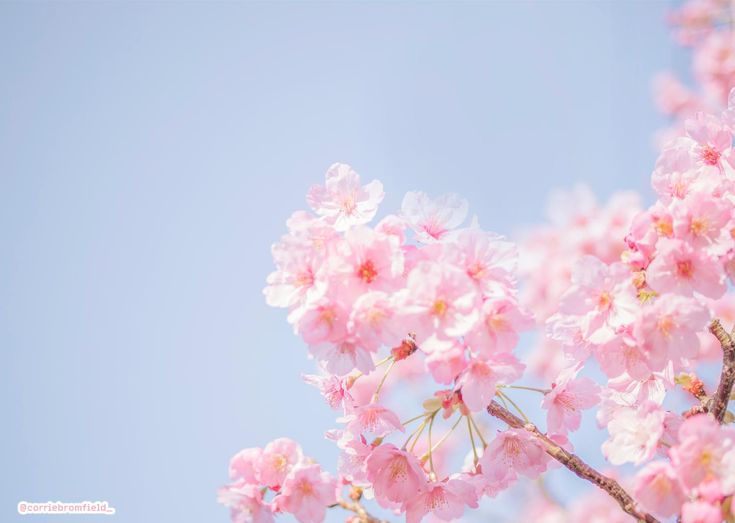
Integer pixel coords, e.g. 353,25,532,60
219,3,735,522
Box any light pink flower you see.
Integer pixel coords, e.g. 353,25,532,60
401,191,468,242
297,297,349,347
348,291,402,352
404,477,479,523
633,461,686,518
681,500,723,523
425,342,468,384
306,163,384,231
446,228,518,294
550,257,638,345
646,239,726,298
672,191,732,248
257,438,303,488
273,464,337,523
465,297,532,357
302,374,353,410
670,414,735,491
309,338,375,376
229,447,263,483
541,363,600,434
218,482,275,523
601,402,665,465
398,261,479,349
634,294,709,370
339,404,404,439
336,226,404,292
480,428,548,479
365,444,428,508
457,353,524,412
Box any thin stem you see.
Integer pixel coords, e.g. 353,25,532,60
467,416,479,466
401,412,428,426
497,390,529,423
427,411,437,477
468,414,488,448
486,400,658,523
371,359,396,403
502,384,551,394
422,414,463,460
407,417,429,452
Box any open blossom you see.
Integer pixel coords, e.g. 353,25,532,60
302,374,353,410
646,238,726,299
306,163,384,231
457,353,524,411
404,476,479,523
218,482,275,523
273,464,337,523
425,342,468,385
309,338,375,376
399,260,479,350
257,438,303,488
336,226,404,292
633,461,686,518
602,402,665,465
633,294,709,370
548,257,638,345
229,447,263,483
365,444,428,508
681,500,724,523
464,297,532,357
670,414,735,492
339,404,404,439
347,291,402,351
401,191,468,242
445,228,518,293
541,363,600,434
479,428,548,481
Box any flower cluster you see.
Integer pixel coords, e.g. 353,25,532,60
218,438,337,523
545,90,735,521
654,0,735,146
517,185,641,379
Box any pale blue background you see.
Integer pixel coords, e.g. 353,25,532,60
1,1,679,522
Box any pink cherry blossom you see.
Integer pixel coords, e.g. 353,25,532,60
218,482,275,523
365,444,428,508
464,297,532,357
457,353,524,412
633,294,709,370
401,191,468,242
347,291,402,352
549,257,638,345
480,428,548,479
424,342,468,385
306,163,384,231
273,464,337,523
601,402,665,465
257,438,303,488
398,261,479,350
670,414,735,491
404,476,478,523
336,226,404,292
229,447,263,483
541,363,600,434
646,238,726,298
681,500,723,523
633,461,686,518
339,404,404,439
302,374,353,410
309,338,375,376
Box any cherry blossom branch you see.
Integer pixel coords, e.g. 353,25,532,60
486,400,659,523
706,319,735,423
329,488,388,523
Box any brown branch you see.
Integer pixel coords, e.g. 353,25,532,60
487,401,659,523
329,487,387,523
706,319,735,423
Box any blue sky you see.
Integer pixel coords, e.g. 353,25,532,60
1,2,678,522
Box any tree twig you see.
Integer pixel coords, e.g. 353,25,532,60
486,400,659,523
706,319,735,423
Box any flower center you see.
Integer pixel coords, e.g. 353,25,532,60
700,145,721,166
676,259,694,279
358,260,378,283
431,299,448,317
